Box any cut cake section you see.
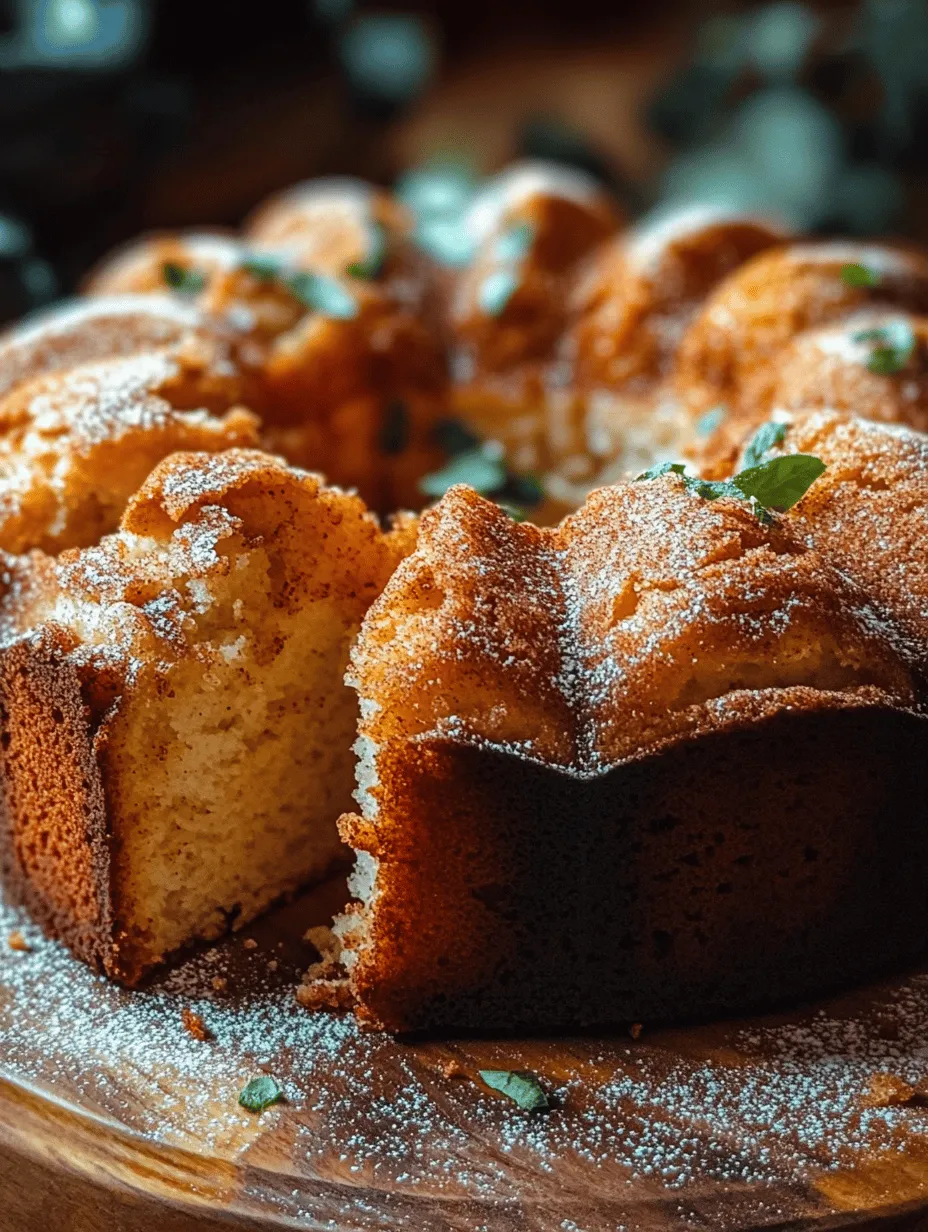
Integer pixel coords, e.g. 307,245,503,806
0,449,412,984
303,480,928,1031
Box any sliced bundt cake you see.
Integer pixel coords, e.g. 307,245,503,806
0,450,413,984
302,475,928,1031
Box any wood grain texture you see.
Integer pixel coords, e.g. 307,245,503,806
3,877,928,1232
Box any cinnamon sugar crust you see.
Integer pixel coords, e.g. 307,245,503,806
85,185,446,513
677,241,928,423
0,449,412,984
758,411,928,654
306,482,928,1031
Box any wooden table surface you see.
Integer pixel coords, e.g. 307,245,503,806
3,875,928,1232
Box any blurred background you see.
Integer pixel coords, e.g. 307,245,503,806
0,0,926,323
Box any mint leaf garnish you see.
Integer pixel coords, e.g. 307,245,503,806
841,262,881,289
414,218,476,267
731,454,826,511
636,462,687,481
853,321,916,375
479,1069,550,1111
420,446,507,498
507,471,544,507
478,268,520,317
378,400,409,455
742,421,787,469
239,255,358,319
346,221,388,280
434,417,481,456
286,271,358,319
637,454,825,522
421,419,543,515
494,221,534,263
163,262,206,295
695,406,726,437
238,1075,283,1112
242,254,283,281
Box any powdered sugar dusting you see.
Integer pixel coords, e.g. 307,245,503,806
4,881,928,1228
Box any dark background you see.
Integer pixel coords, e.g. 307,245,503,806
0,0,925,322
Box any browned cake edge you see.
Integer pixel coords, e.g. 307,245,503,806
0,625,118,978
305,695,928,1033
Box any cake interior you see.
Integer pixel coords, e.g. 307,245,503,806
105,541,360,971
1,456,402,982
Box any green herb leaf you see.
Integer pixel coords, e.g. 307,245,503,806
434,417,481,457
853,321,916,375
684,476,741,502
742,421,787,469
479,1069,550,1111
379,400,409,455
841,262,881,289
635,462,687,481
419,445,507,498
242,253,283,281
286,271,358,320
424,421,543,514
506,471,544,507
730,453,826,511
238,1075,283,1112
346,221,389,280
163,262,206,295
479,268,520,317
636,452,825,522
695,406,726,437
494,221,535,263
496,502,528,522
414,218,476,268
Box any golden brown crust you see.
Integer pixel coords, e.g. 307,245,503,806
84,187,447,514
676,241,928,421
760,411,928,654
0,624,114,975
0,448,411,985
570,208,789,393
0,294,244,404
0,351,259,555
696,313,928,477
83,233,242,297
311,476,928,1030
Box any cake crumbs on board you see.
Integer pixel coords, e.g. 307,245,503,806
3,887,928,1226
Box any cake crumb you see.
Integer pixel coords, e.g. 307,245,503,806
861,1072,915,1108
7,930,29,952
438,1058,467,1079
243,938,257,950
181,1007,212,1042
304,925,335,955
267,959,279,973
629,1022,644,1040
211,976,227,992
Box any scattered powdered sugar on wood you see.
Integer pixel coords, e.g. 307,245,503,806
4,882,928,1224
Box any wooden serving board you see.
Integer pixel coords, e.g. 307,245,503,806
3,878,928,1232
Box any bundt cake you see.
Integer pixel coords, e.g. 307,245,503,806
299,460,928,1031
1,162,928,1033
0,449,412,983
84,179,447,514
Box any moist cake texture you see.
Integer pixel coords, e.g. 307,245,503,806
2,163,928,1025
0,449,411,983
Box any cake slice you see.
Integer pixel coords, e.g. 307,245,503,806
302,479,928,1032
0,449,413,984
